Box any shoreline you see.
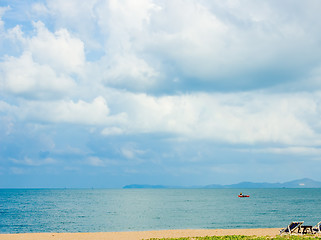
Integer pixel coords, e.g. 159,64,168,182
0,228,281,240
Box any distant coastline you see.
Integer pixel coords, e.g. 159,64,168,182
123,178,321,189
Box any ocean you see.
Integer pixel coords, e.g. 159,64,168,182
1,188,321,233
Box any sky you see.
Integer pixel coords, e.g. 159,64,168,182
1,0,321,188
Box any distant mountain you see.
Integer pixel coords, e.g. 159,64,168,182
205,181,282,189
282,178,321,188
123,178,321,189
205,178,321,188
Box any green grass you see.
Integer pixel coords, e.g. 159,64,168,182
146,235,321,240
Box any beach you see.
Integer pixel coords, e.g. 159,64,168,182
0,228,281,240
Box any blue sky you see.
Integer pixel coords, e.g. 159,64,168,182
1,0,321,188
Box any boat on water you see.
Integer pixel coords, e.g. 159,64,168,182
238,194,250,197
238,192,250,197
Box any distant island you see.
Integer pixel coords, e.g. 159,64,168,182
123,178,321,189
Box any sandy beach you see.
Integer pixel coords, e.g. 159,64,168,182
0,228,282,240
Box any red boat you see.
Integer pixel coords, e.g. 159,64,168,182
238,194,250,198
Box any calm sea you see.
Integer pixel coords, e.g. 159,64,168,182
1,188,321,233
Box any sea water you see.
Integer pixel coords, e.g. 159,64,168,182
1,188,321,233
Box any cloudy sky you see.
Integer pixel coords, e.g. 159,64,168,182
1,0,321,188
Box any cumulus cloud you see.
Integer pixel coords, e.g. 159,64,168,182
2,0,321,185
2,0,321,145
28,21,85,74
7,96,127,127
0,19,86,100
142,0,321,90
4,0,320,93
101,54,159,91
18,96,112,125
45,0,320,92
44,0,99,34
106,90,321,145
0,52,76,99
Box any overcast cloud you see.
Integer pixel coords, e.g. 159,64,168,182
1,0,321,188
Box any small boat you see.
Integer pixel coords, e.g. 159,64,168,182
238,194,250,198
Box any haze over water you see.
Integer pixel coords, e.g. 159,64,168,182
1,188,321,233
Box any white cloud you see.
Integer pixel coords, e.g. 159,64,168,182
0,51,76,99
28,21,85,74
2,20,85,75
106,90,321,145
92,0,162,90
6,25,25,43
101,127,124,136
110,0,161,28
2,87,318,147
100,0,321,89
31,2,49,16
0,20,87,100
43,0,102,50
2,0,321,186
17,96,127,126
3,0,320,94
121,145,145,159
1,1,321,151
87,156,105,167
145,0,321,85
101,54,159,90
2,85,321,147
28,96,109,124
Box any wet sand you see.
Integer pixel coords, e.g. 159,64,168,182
0,228,281,240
